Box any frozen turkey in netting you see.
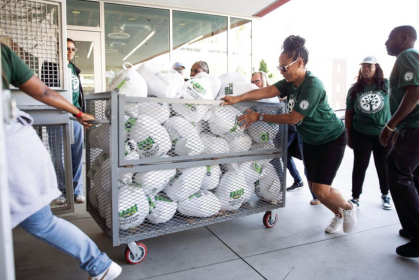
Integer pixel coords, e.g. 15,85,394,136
147,195,178,224
137,62,184,98
178,190,221,218
215,169,247,211
163,117,205,156
248,121,279,144
217,72,248,99
132,168,176,195
255,162,283,204
201,165,221,190
106,185,149,230
164,166,206,202
250,142,276,165
227,133,252,153
124,115,171,159
238,161,262,203
218,82,258,100
207,106,245,139
88,125,110,150
199,133,230,154
106,62,147,97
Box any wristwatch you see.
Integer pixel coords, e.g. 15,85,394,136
259,113,264,122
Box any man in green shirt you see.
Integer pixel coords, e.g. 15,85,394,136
380,25,419,258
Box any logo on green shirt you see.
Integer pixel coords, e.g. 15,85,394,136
358,91,384,114
404,72,414,82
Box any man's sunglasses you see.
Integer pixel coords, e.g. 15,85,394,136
277,59,299,72
67,47,78,52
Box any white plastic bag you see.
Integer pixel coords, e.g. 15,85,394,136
218,82,258,100
171,102,210,123
178,190,221,218
215,169,247,211
201,165,221,190
248,122,279,144
136,101,171,124
106,62,148,97
177,79,214,100
218,72,248,99
255,163,282,203
132,168,176,195
137,62,183,98
207,106,245,139
194,72,221,99
227,133,252,153
164,166,206,202
118,173,133,188
106,185,149,230
200,133,230,154
147,195,177,224
251,143,276,165
124,114,171,158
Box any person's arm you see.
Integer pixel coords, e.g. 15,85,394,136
238,109,305,129
221,85,281,105
380,85,419,146
345,109,355,148
18,75,94,128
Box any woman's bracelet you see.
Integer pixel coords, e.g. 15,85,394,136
74,110,83,118
385,124,395,132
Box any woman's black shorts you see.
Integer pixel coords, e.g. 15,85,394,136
302,129,347,185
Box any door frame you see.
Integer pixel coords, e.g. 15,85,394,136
66,29,104,93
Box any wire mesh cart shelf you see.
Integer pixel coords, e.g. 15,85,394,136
85,91,288,264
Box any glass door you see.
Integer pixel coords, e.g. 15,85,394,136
66,30,102,94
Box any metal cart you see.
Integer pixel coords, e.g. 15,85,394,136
85,91,288,264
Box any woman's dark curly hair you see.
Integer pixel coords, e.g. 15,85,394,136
281,35,309,65
349,64,387,100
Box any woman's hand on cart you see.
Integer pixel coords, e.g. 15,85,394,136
238,109,261,130
221,95,240,106
76,112,95,129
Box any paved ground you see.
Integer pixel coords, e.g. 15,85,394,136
12,149,419,280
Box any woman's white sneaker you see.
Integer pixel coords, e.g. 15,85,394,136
89,262,122,280
343,201,358,233
325,214,343,233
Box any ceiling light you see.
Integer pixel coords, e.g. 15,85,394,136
87,43,93,59
72,10,81,14
123,30,155,61
179,22,186,26
128,17,136,21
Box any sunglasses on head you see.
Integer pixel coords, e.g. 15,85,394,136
277,59,299,72
67,47,78,52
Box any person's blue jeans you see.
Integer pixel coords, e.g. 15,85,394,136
19,205,111,277
297,135,317,200
47,120,84,196
287,128,302,183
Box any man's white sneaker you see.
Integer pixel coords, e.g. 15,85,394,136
325,214,343,233
89,262,122,280
381,195,392,210
56,194,66,205
343,201,358,233
75,194,86,203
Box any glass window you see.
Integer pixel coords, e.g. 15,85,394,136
230,18,252,77
67,0,100,27
172,11,227,78
104,3,169,73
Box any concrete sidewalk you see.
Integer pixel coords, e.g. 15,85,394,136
12,149,419,280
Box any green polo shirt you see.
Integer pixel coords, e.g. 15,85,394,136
346,80,391,136
1,43,34,90
274,71,344,145
389,48,419,129
68,63,81,108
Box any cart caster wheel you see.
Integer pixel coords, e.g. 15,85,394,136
263,212,278,228
125,242,147,264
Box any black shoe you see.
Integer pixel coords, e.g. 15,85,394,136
349,198,360,209
287,181,304,192
396,242,419,258
399,229,412,239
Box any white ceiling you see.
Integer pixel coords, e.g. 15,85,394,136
118,0,283,17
